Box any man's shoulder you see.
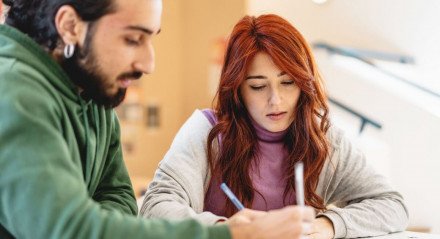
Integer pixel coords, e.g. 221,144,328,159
0,64,63,121
0,57,17,72
0,68,52,102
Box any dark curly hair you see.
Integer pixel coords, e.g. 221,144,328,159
2,0,116,50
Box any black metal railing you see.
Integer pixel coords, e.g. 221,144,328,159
328,97,382,134
313,42,440,99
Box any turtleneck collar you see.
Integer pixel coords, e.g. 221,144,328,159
250,117,288,143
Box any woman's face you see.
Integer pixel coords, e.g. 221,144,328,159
240,52,301,132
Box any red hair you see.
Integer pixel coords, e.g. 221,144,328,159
207,14,330,216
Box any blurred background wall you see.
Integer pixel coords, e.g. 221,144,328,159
116,0,245,199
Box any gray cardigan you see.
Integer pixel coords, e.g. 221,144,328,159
140,110,408,238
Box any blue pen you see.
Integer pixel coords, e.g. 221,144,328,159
220,183,245,210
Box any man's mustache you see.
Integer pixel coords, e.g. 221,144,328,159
118,71,143,80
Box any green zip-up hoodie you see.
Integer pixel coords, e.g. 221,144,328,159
0,25,230,239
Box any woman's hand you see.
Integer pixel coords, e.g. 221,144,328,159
306,217,335,239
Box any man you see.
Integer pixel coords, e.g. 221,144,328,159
0,0,313,238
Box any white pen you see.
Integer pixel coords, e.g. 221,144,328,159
294,162,305,207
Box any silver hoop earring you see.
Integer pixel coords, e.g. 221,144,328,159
64,44,75,59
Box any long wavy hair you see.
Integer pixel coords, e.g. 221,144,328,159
207,14,330,217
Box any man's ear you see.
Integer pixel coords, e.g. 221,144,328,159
54,5,87,45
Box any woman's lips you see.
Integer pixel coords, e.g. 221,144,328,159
267,112,286,121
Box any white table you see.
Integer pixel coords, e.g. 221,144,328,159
364,231,440,239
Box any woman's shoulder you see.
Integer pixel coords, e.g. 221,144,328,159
323,124,359,169
184,109,215,125
176,109,215,139
325,124,347,151
318,124,356,191
324,123,364,169
161,109,215,165
200,108,218,126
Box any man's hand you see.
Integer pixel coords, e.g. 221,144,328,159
229,206,315,239
221,209,267,226
306,217,335,239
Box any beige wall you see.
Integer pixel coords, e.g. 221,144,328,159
121,0,245,194
121,0,184,180
181,0,245,118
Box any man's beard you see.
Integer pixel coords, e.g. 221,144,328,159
60,26,142,109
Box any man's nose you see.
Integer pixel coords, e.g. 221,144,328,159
134,44,155,74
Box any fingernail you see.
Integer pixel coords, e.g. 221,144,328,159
302,222,312,234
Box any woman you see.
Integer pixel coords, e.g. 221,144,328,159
140,14,408,239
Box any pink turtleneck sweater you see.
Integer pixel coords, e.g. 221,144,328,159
202,109,296,216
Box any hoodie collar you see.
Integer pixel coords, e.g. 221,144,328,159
0,24,79,101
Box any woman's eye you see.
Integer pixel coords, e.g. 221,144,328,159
250,85,266,91
282,80,295,85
